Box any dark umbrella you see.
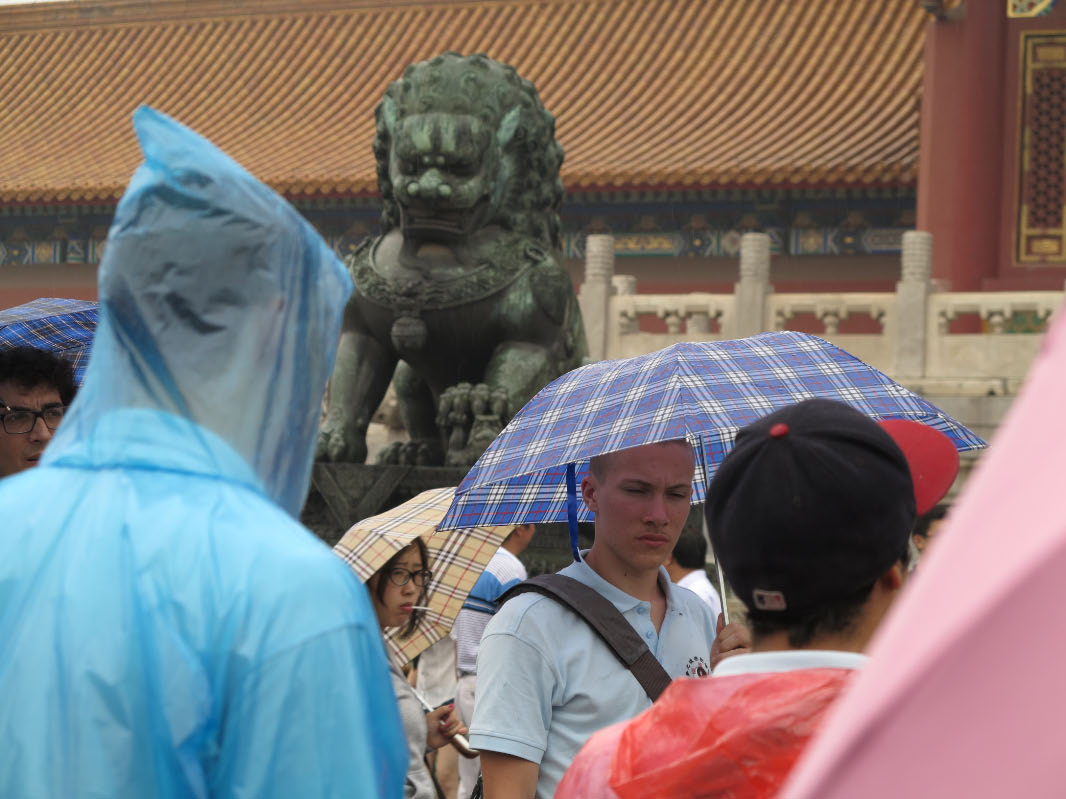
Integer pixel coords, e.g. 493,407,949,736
0,298,98,384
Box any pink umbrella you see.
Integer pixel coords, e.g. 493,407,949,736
782,307,1066,798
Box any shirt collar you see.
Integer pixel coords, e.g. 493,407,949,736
712,649,868,676
560,554,676,614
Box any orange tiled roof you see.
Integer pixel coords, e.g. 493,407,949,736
0,0,927,203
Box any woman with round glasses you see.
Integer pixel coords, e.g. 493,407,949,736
366,537,467,799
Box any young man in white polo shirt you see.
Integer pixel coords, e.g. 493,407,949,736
469,439,751,799
556,399,959,799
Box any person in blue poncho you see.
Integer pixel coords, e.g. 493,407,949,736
0,107,407,798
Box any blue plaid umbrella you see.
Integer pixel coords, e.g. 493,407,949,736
440,331,986,560
0,298,98,385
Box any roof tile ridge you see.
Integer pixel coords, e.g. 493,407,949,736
142,18,248,125
0,26,143,180
200,15,322,165
230,3,467,191
569,0,735,179
274,13,413,194
651,0,840,185
767,0,919,162
0,0,610,34
703,1,861,172
238,17,388,190
766,1,924,179
514,0,594,108
487,1,556,84
699,1,872,185
221,6,433,182
549,0,674,164
528,0,615,125
688,0,920,188
581,0,764,185
0,29,75,147
564,0,752,187
250,17,389,184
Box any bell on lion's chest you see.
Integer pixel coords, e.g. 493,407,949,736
390,315,428,353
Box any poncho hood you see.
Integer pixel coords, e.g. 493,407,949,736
44,107,352,517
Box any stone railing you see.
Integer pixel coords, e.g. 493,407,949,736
578,231,1065,394
608,291,734,359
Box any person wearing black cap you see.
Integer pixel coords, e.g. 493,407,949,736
556,398,960,799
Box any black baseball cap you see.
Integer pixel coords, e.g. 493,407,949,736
706,398,917,619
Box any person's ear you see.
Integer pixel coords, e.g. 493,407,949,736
879,562,905,592
581,475,598,513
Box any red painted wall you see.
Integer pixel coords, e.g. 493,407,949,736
0,265,98,310
917,3,1006,291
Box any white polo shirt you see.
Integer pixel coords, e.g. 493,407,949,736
676,568,723,622
712,649,867,675
468,556,718,799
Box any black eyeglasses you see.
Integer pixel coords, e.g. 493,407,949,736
386,567,433,587
0,404,66,435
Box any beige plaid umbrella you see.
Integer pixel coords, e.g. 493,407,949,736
333,486,514,666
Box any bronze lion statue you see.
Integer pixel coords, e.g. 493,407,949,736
318,52,587,466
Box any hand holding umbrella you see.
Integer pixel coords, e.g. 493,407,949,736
416,690,477,759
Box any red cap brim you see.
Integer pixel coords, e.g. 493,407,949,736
877,419,960,515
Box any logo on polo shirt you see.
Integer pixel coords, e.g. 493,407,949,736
685,655,710,678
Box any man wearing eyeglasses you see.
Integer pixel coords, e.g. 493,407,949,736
0,346,75,478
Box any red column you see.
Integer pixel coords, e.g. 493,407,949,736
916,5,1006,291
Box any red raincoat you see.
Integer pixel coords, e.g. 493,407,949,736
556,669,854,799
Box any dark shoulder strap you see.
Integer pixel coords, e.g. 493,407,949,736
501,573,672,702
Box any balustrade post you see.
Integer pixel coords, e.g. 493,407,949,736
893,230,934,378
611,274,637,296
734,232,772,337
687,311,712,334
579,234,615,361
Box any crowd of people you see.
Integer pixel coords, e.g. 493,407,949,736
0,107,960,799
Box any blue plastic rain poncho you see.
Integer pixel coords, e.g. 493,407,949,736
0,108,406,798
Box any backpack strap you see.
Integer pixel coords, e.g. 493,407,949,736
500,573,672,702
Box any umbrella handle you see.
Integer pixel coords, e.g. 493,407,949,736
449,732,480,759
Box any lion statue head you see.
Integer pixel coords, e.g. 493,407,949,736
373,52,564,249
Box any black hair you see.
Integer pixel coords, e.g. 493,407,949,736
746,548,911,648
370,537,430,639
913,504,949,539
0,346,77,406
672,526,708,570
747,580,875,648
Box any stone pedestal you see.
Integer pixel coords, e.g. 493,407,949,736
303,463,467,545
